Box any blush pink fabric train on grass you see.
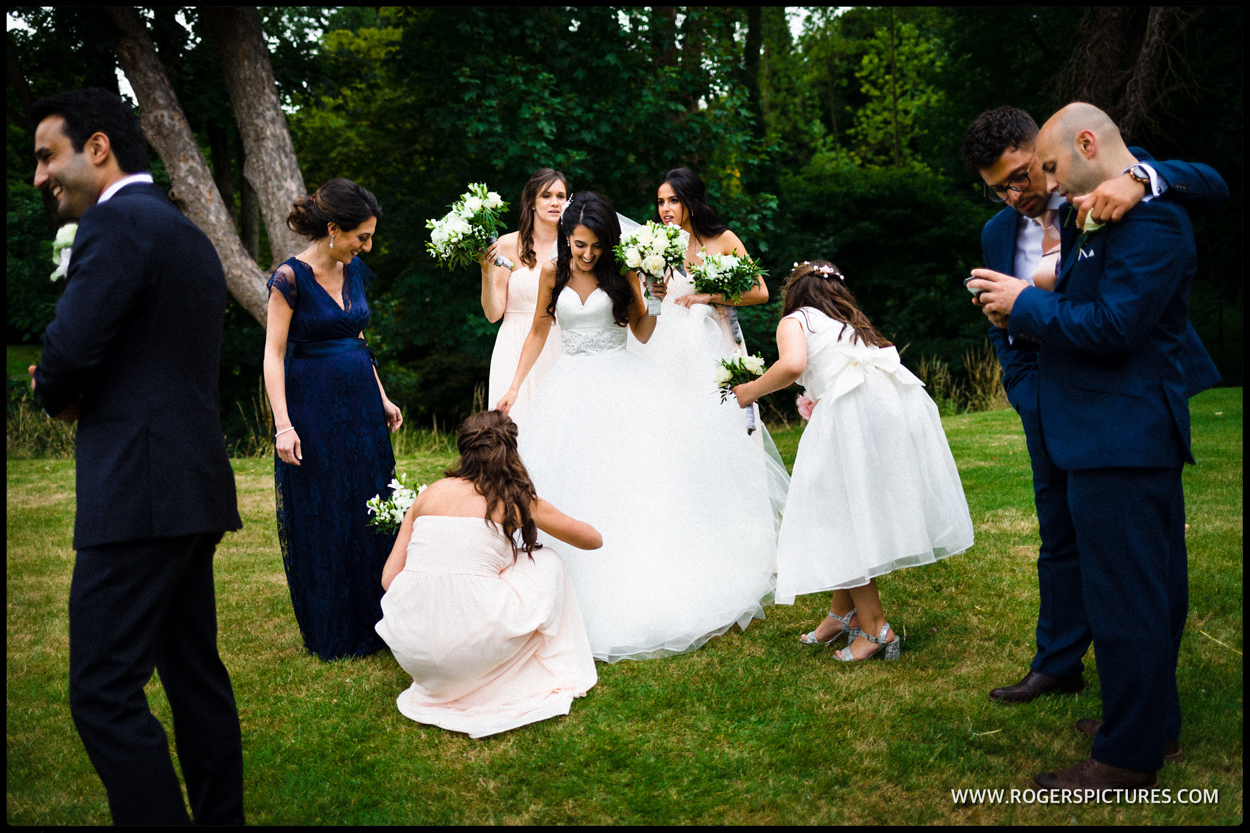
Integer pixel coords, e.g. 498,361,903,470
375,515,597,739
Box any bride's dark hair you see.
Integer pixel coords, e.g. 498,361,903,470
443,410,543,558
653,167,729,242
547,192,633,327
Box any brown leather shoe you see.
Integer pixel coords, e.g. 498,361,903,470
989,670,1084,704
1034,757,1157,790
1075,718,1184,763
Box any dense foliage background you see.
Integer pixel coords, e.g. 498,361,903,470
7,7,1243,441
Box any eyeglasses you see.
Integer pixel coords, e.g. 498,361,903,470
983,156,1036,203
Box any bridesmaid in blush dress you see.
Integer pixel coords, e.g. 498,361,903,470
375,410,600,738
263,179,403,661
481,168,569,429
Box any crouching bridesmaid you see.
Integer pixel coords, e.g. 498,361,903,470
374,409,601,738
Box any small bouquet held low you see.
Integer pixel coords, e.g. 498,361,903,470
713,353,767,434
614,221,689,315
366,473,428,535
688,249,768,346
426,183,514,271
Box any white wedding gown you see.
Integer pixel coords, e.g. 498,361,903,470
518,286,783,662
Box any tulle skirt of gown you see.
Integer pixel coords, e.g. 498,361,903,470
375,516,597,739
519,332,782,663
775,371,975,605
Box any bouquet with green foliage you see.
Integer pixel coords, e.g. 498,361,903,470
614,221,689,315
366,473,428,534
713,354,767,434
426,183,513,270
689,249,767,304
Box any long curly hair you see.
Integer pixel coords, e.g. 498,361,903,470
653,167,729,243
547,192,633,327
443,410,542,558
517,168,569,269
781,261,892,348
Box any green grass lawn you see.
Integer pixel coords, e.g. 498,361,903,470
6,390,1242,824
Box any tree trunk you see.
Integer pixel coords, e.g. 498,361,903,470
202,7,306,270
237,131,261,263
103,5,270,325
1053,6,1202,142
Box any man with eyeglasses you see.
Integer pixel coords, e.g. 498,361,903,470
957,106,1225,711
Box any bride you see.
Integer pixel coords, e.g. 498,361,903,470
496,192,780,663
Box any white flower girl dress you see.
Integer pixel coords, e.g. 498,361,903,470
775,307,974,605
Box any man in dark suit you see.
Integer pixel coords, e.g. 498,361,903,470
30,87,245,825
958,107,1224,710
971,102,1198,789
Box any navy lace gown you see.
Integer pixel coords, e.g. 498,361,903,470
267,256,396,660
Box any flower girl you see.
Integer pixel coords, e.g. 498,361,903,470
374,410,601,737
732,261,974,661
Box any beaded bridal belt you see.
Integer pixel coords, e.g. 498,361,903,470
561,328,627,356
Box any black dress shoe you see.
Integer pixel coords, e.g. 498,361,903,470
1033,757,1157,790
989,670,1084,704
1075,718,1184,763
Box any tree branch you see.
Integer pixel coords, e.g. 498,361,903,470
202,7,307,269
102,5,269,325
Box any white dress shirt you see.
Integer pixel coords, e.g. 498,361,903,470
98,172,155,204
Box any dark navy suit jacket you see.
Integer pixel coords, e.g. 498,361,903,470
35,182,242,548
981,151,1225,410
1008,197,1196,470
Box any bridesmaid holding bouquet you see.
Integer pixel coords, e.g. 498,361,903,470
481,168,570,428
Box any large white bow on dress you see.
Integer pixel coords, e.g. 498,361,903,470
807,344,924,405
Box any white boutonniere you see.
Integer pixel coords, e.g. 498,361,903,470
50,223,77,281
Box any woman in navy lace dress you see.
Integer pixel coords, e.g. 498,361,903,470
263,179,403,660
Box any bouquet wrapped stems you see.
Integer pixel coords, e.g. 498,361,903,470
714,354,767,435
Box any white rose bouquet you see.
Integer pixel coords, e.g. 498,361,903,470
50,222,77,281
613,221,689,315
366,473,428,534
426,183,513,271
689,249,768,348
714,353,767,434
689,249,767,305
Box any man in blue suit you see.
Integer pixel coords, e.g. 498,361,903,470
958,107,1223,711
30,88,244,824
970,102,1200,789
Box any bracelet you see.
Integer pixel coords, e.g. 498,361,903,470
275,426,296,439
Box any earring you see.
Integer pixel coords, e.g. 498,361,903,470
330,235,335,249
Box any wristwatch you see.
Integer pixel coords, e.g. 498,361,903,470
1127,164,1153,192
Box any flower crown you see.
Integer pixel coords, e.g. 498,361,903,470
793,261,844,280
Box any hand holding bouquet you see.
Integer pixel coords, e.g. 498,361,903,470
426,183,513,271
366,473,428,534
714,354,767,434
688,249,767,305
614,221,689,315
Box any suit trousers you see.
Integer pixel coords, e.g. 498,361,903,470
1016,387,1091,678
69,531,244,825
1066,466,1187,772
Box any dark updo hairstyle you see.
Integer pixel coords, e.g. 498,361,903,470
517,167,570,269
287,178,382,240
782,261,892,348
960,106,1039,172
443,410,543,558
547,192,633,328
30,87,149,174
654,167,729,242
